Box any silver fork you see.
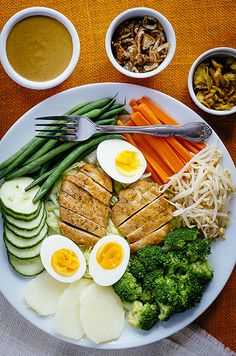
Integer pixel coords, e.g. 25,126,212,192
35,116,212,142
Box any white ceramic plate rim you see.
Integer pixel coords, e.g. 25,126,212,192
0,83,235,349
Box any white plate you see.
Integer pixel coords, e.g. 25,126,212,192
0,83,235,349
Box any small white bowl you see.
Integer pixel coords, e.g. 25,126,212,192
0,7,80,90
105,7,176,79
188,47,236,116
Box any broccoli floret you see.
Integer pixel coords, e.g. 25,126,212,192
113,271,142,302
186,239,211,263
137,245,164,272
177,273,204,311
143,269,164,291
153,276,181,312
128,301,159,330
162,250,189,276
189,261,214,284
163,227,200,251
140,290,155,304
129,258,146,280
157,302,174,321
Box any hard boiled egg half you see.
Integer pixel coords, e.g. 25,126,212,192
97,139,147,184
40,235,86,283
89,235,130,286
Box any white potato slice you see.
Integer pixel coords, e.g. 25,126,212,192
54,278,92,340
24,271,68,316
80,284,125,344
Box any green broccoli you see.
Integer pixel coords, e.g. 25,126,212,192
189,261,214,284
177,273,204,311
162,250,189,276
142,269,164,291
163,227,200,251
157,302,174,321
186,239,211,263
128,301,159,330
153,276,181,313
113,271,142,303
129,258,146,280
140,290,155,304
137,245,164,272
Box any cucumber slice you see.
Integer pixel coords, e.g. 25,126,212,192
4,238,42,259
4,224,47,248
1,202,42,221
0,177,40,216
8,253,44,276
3,203,45,231
6,213,46,238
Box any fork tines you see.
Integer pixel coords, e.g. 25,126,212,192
35,116,77,141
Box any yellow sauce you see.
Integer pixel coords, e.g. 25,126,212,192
115,150,141,176
96,242,124,270
6,16,73,82
51,248,79,277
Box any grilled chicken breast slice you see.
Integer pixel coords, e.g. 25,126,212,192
65,172,112,206
59,222,99,248
127,206,173,243
80,163,113,192
130,224,170,253
60,206,106,237
59,190,109,227
111,183,160,227
118,196,169,236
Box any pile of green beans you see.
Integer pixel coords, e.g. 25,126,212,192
0,96,128,201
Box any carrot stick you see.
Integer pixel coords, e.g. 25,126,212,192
129,99,138,108
139,97,206,151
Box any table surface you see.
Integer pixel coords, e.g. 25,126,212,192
0,0,236,352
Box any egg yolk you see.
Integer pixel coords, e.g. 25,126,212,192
115,150,142,176
51,248,79,277
96,242,124,270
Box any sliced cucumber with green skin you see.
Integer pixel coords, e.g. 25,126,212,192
8,253,44,276
4,238,42,259
3,203,45,231
0,177,40,216
6,213,47,238
1,202,42,221
4,224,47,248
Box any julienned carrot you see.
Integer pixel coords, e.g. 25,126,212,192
137,103,193,163
129,99,138,107
177,138,200,154
139,97,206,151
117,120,161,183
143,152,169,184
130,112,184,173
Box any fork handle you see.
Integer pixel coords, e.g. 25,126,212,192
96,122,211,142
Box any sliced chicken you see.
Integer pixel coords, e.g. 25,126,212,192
127,206,173,243
118,178,154,200
81,163,113,192
118,196,169,236
111,183,160,226
130,224,170,253
59,190,109,227
59,222,99,248
65,172,112,206
60,207,106,237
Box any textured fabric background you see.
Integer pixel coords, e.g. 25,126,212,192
0,0,236,352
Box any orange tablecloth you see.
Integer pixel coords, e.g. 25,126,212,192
0,0,236,351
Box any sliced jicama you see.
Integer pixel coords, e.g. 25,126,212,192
54,279,92,340
24,271,68,316
80,284,125,344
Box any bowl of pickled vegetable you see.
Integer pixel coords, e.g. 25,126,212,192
188,47,236,115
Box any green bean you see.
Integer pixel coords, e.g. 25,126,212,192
5,142,78,180
96,108,129,120
39,161,51,176
71,97,114,116
25,140,59,165
84,98,116,120
109,103,124,110
25,169,55,191
33,134,123,203
96,118,117,125
65,102,89,115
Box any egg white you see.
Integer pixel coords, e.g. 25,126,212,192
96,139,147,184
89,234,130,286
40,235,86,283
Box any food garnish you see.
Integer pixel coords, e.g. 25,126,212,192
194,56,236,110
111,16,170,73
160,146,235,239
97,139,147,184
113,228,213,329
